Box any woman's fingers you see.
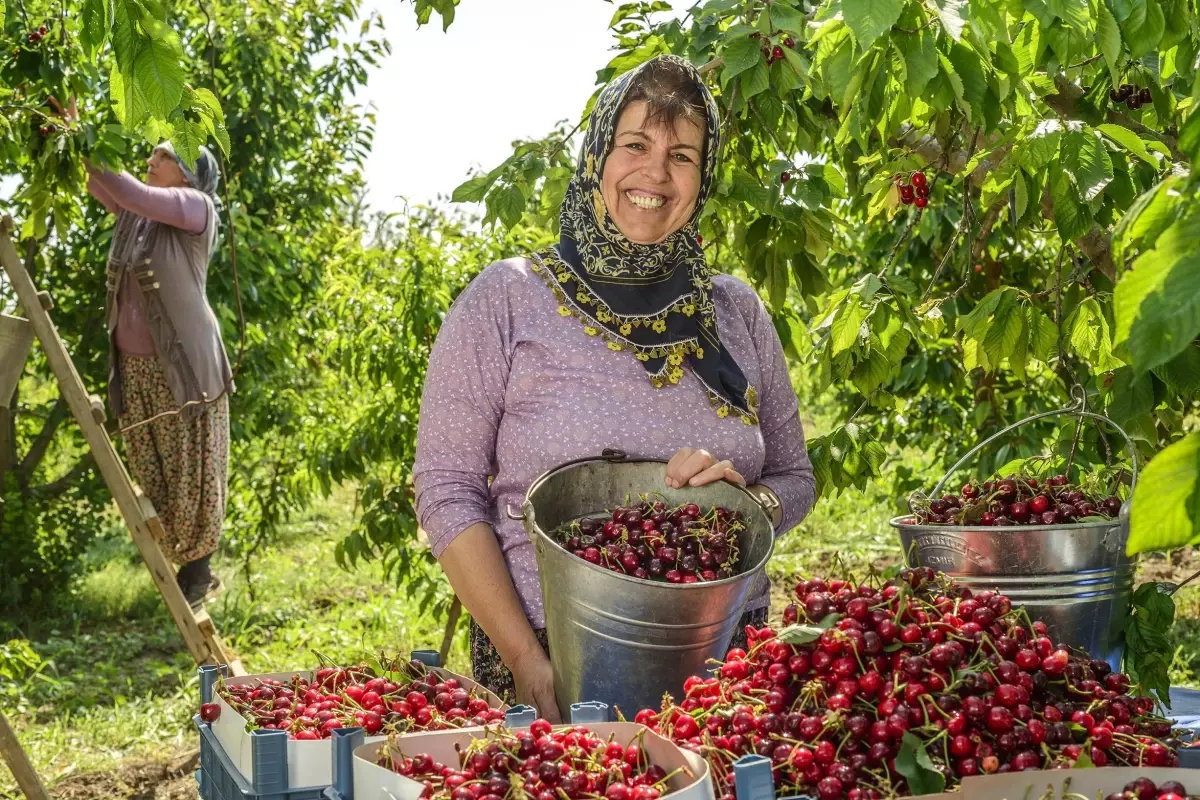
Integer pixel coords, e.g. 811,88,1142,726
688,459,741,487
665,447,698,488
667,448,715,488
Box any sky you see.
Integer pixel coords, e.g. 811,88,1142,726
355,0,679,211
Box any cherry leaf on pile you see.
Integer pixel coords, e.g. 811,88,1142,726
895,732,946,796
1123,581,1176,708
776,613,840,645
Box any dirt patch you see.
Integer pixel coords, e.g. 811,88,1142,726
49,751,198,800
1137,549,1200,587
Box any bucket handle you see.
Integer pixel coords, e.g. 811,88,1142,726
509,450,629,521
923,386,1139,506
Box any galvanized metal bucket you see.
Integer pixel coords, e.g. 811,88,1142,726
891,393,1138,671
511,450,775,720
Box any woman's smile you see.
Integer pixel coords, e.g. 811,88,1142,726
623,188,669,211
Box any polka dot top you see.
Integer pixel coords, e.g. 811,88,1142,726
413,257,816,629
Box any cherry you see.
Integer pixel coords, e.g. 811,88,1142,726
784,37,795,48
781,171,791,184
1030,495,1050,514
910,171,927,188
914,197,929,209
915,184,930,199
771,46,784,60
899,185,915,204
200,702,221,722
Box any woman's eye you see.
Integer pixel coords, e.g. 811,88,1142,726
625,142,645,152
672,153,694,163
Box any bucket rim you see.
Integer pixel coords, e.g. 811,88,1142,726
888,514,1124,532
522,456,775,592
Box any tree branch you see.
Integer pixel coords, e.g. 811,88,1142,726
1040,186,1115,281
28,454,95,499
19,395,67,476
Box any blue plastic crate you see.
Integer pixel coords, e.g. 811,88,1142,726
196,716,328,800
196,649,438,799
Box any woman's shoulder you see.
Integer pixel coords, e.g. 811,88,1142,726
453,256,544,313
711,273,769,319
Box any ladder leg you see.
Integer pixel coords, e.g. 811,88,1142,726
0,710,51,800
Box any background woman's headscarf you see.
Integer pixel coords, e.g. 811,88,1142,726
532,54,758,424
155,140,222,258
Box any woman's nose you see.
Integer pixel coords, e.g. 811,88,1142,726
641,153,669,182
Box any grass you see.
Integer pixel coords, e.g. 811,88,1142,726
2,477,1200,798
0,485,467,797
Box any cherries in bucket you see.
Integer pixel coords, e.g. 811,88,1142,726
551,494,744,583
914,472,1124,526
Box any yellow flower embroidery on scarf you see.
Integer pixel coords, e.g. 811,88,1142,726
584,326,599,336
652,320,667,333
682,304,695,316
619,323,632,336
695,347,704,359
606,341,623,351
558,305,572,317
717,406,730,418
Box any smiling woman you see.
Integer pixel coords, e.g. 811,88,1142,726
413,55,816,716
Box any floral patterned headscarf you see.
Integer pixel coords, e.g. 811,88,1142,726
531,54,758,424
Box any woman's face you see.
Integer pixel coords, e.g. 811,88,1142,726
599,100,705,245
145,149,189,189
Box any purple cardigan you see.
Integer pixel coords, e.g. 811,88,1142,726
413,258,816,628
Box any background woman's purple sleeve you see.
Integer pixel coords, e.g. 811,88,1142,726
84,166,208,234
413,266,513,555
746,293,817,533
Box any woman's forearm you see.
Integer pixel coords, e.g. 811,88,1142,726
437,522,544,670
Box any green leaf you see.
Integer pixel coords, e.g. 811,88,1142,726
451,175,494,203
1113,177,1183,268
80,0,109,58
134,35,186,120
899,31,939,96
173,120,203,168
1066,297,1124,370
1015,121,1063,171
938,53,968,116
841,0,905,50
740,61,770,100
831,300,871,355
1051,167,1094,242
1027,307,1059,362
896,733,946,796
1097,1,1124,83
1062,130,1114,202
1113,211,1200,374
1107,367,1154,427
770,4,807,33
1179,110,1200,164
777,614,840,644
1097,124,1157,166
931,0,967,39
487,183,527,229
722,36,763,83
1119,0,1165,58
981,292,1025,368
948,44,988,125
1123,582,1177,706
109,64,146,128
1128,433,1200,556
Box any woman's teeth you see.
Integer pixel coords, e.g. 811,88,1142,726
626,191,665,210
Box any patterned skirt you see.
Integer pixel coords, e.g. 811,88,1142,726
469,605,770,706
118,355,230,565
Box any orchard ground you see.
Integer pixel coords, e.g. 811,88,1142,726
3,484,1200,799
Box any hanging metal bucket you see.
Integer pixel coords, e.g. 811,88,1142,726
511,450,776,720
891,393,1138,671
0,312,34,407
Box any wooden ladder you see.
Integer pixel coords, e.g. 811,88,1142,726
0,215,242,676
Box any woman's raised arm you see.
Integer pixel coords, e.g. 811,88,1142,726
84,162,208,234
